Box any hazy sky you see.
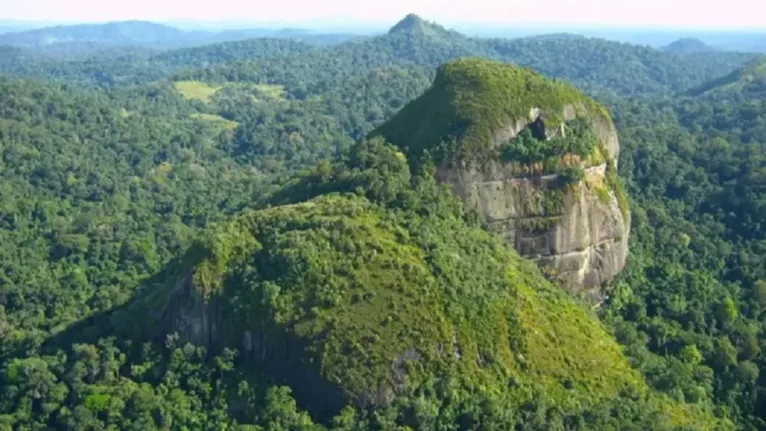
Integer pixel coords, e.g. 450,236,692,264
2,0,765,29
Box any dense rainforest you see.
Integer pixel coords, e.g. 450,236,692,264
1,13,766,430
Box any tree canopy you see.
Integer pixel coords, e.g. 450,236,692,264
1,13,766,430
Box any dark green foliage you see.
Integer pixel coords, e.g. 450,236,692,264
0,38,317,88
485,37,756,96
1,136,713,430
601,61,766,429
0,60,430,362
686,56,766,95
558,165,586,187
177,20,756,101
0,75,293,359
0,337,320,430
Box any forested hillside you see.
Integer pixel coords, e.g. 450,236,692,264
1,13,766,430
600,57,766,429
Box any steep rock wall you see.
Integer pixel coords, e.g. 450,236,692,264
436,105,628,300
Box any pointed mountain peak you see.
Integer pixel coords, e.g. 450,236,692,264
388,14,444,35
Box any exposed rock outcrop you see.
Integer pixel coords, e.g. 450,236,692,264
371,58,630,300
436,105,628,300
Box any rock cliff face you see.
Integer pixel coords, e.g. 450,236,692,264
435,106,628,300
371,58,630,300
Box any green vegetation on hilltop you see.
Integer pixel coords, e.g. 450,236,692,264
176,21,756,101
0,37,317,88
0,132,716,429
0,75,267,354
190,112,239,132
371,58,607,166
151,37,315,67
1,14,756,99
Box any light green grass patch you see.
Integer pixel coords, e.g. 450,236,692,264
252,84,286,99
174,81,222,102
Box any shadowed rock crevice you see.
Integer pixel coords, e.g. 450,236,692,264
528,116,547,140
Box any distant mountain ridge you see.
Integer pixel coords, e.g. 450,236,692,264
175,14,758,98
0,21,201,47
0,20,359,55
0,14,759,97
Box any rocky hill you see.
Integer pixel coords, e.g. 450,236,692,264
0,51,731,428
372,58,629,300
119,138,710,427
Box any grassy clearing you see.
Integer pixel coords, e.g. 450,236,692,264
174,81,222,102
252,84,286,100
174,80,288,104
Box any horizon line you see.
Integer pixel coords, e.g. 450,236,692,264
1,17,766,33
